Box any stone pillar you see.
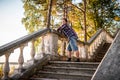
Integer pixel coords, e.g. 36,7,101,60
39,37,45,55
44,33,58,55
2,52,11,80
30,40,35,60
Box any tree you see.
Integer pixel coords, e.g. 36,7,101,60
88,0,120,33
22,0,49,33
22,0,120,41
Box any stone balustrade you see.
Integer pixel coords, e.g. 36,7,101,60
0,28,49,80
85,29,113,60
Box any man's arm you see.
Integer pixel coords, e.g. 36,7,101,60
57,25,65,34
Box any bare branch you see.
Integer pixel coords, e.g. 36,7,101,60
69,3,85,13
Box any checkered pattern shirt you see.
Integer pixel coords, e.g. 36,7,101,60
57,24,78,39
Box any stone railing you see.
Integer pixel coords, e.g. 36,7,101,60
54,29,114,60
0,28,50,80
0,28,70,80
85,29,113,60
87,29,119,61
0,28,116,80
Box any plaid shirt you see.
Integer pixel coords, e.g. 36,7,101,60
57,24,78,39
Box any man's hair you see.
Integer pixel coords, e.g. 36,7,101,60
63,18,67,22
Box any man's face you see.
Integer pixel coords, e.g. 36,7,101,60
62,19,67,25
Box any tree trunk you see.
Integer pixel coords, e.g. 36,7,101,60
46,0,53,28
84,0,87,42
63,0,67,18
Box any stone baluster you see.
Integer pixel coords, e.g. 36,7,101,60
95,40,97,49
92,44,94,55
96,38,98,47
101,33,103,43
36,37,44,60
85,45,88,60
88,46,91,59
93,42,96,52
89,45,92,56
40,37,45,56
94,40,96,48
98,37,100,46
2,52,11,80
99,36,101,44
101,32,104,42
90,45,92,55
89,46,91,56
18,45,24,72
98,35,101,44
30,40,35,61
102,32,105,41
90,45,93,59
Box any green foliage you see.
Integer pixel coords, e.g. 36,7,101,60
22,0,49,33
87,0,120,33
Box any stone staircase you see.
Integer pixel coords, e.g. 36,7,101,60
94,43,111,62
30,61,99,80
29,43,111,80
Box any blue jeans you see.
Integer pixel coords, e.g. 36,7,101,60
67,36,78,51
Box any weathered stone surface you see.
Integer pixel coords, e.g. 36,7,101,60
92,31,120,80
44,33,58,55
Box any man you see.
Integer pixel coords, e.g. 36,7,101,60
57,18,80,62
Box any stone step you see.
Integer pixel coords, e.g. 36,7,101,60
100,50,108,53
35,71,92,80
30,78,79,80
95,54,104,59
96,52,105,55
43,66,96,75
48,61,99,68
30,78,58,80
101,45,111,51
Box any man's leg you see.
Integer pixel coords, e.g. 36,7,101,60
69,37,80,62
75,50,79,58
68,51,72,58
67,42,72,61
74,50,80,62
67,51,72,61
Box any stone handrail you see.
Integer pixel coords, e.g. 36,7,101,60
0,28,49,56
87,29,103,45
